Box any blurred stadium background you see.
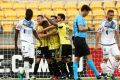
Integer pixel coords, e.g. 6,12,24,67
0,0,120,80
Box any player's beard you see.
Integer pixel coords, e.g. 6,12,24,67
25,16,32,21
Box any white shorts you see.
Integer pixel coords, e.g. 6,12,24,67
20,41,35,58
101,44,120,59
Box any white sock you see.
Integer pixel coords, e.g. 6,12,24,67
112,59,119,70
24,61,30,79
100,62,114,74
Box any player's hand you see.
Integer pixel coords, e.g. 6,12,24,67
15,45,18,53
88,26,94,31
118,43,120,50
43,14,47,18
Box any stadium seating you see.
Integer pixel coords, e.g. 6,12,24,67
92,9,105,20
1,21,14,32
54,10,67,16
90,1,103,10
26,2,39,10
4,10,17,20
52,2,65,11
42,10,54,18
0,11,4,20
13,2,26,10
67,10,79,21
85,11,93,20
86,20,93,27
116,1,120,10
16,10,25,19
39,2,52,11
0,2,13,11
93,21,101,31
65,2,77,11
103,1,115,10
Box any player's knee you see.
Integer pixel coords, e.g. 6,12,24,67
66,57,72,63
35,58,41,64
115,55,120,60
74,57,80,62
24,57,29,61
29,58,34,65
103,58,108,62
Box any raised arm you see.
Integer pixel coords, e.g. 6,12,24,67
37,25,56,34
44,15,58,27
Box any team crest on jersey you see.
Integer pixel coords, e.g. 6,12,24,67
23,20,33,28
105,21,116,29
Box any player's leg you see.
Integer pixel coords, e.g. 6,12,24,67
100,46,113,80
81,38,101,79
58,45,69,79
65,45,73,79
19,42,29,80
46,49,61,79
73,37,82,80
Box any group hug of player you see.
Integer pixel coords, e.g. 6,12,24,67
15,4,120,80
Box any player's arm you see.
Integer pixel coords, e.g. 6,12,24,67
15,29,19,50
115,30,119,44
95,22,103,51
39,29,58,38
77,17,93,31
44,15,58,27
95,32,101,51
38,25,56,34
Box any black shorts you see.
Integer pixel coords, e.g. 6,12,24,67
73,36,90,57
61,44,72,58
36,46,53,58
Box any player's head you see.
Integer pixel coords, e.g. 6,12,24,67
81,5,91,17
57,13,65,22
107,10,114,21
25,9,33,20
37,15,44,25
41,20,49,28
51,15,57,22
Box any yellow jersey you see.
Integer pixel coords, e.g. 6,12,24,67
47,28,60,50
36,25,48,48
57,22,71,45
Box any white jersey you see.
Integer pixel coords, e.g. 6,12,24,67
16,19,36,44
97,19,118,45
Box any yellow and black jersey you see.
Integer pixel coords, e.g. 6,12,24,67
57,22,71,45
36,25,48,48
47,28,60,50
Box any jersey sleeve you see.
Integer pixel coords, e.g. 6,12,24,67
97,20,104,32
114,20,118,31
32,20,36,30
77,16,83,27
16,20,22,30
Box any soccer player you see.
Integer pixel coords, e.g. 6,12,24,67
15,9,41,80
44,13,73,79
32,15,49,79
73,5,101,80
95,10,120,80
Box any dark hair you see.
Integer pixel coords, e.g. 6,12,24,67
107,10,114,14
41,20,49,28
58,13,65,20
81,5,91,11
25,9,33,20
51,15,57,19
37,15,44,18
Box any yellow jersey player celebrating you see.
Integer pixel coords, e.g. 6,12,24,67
37,15,61,79
44,14,73,79
32,15,49,79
